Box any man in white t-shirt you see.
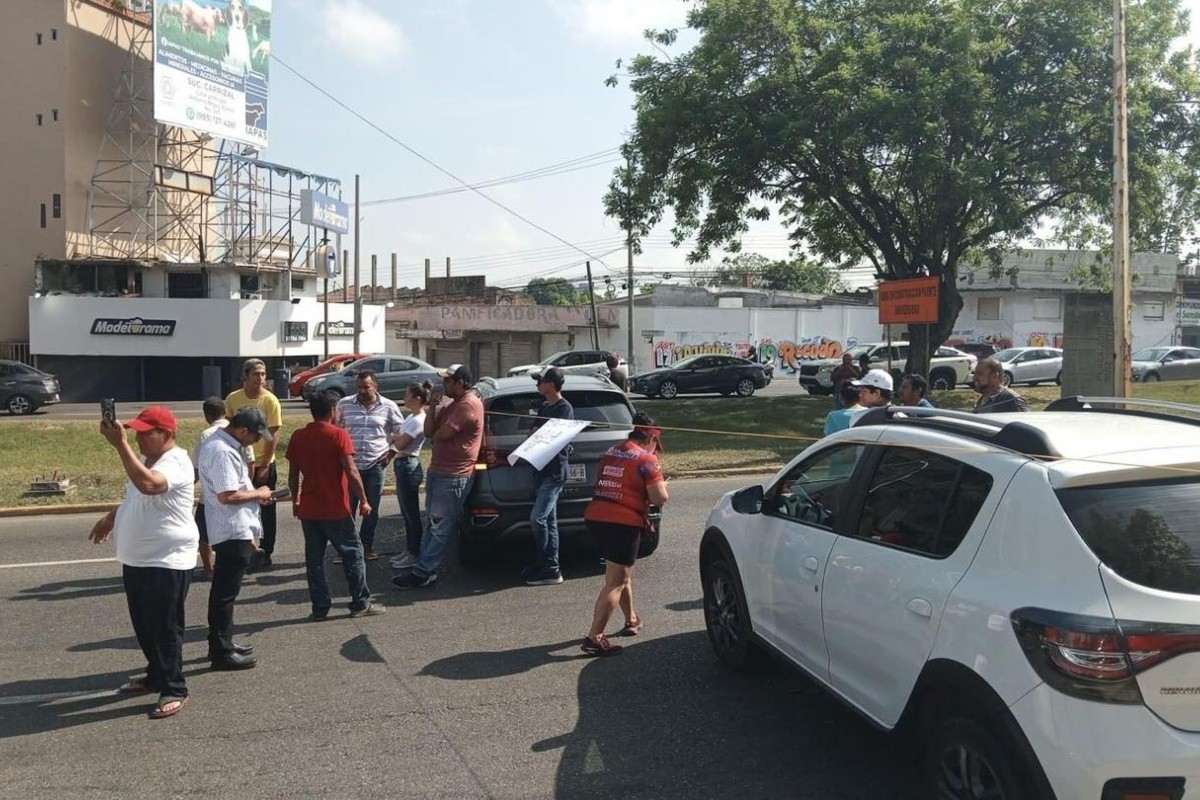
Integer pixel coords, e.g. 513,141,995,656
89,405,199,720
194,397,229,580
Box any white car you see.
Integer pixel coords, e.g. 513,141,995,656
700,400,1200,799
506,349,625,378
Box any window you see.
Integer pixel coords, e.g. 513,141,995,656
52,194,61,219
39,204,46,228
0,364,10,378
387,358,419,373
855,447,993,558
977,297,1001,320
764,444,867,531
1143,301,1165,321
36,33,42,45
291,276,305,291
51,109,58,122
167,271,205,299
36,113,42,126
1058,480,1200,595
51,28,57,41
354,358,386,374
1032,297,1061,320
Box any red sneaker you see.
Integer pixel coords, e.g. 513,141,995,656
617,617,644,637
581,634,624,657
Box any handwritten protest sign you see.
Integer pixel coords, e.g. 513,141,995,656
507,418,590,470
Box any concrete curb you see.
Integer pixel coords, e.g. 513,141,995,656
0,468,777,519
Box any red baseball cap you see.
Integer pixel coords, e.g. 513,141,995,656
124,406,178,434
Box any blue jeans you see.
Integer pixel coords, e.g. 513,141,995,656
394,456,424,556
530,471,565,572
349,462,386,549
415,471,474,578
301,518,371,613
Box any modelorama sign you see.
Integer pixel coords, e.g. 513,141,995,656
315,321,355,337
877,276,940,325
91,317,177,336
152,0,272,148
300,190,350,234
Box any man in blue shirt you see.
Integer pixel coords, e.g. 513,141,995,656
897,373,935,408
523,367,574,586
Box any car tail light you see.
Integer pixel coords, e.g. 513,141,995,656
1100,776,1186,800
1012,608,1200,704
476,448,513,470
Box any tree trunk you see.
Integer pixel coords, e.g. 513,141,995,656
903,279,964,378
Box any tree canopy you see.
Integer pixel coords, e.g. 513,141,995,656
606,0,1200,374
524,277,578,306
707,252,842,292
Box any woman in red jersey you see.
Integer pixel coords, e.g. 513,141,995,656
580,412,669,656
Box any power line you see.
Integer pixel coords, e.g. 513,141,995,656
271,54,615,269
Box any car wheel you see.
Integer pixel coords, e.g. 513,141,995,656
1054,371,1062,386
924,717,1035,800
735,378,756,397
636,528,660,559
659,380,679,399
6,394,35,415
1144,372,1161,382
702,557,759,669
929,370,955,391
1001,372,1014,387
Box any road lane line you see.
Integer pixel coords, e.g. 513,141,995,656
0,689,117,706
0,557,116,570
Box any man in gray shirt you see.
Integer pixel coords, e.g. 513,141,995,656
972,358,1031,413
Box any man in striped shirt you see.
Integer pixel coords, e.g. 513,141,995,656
336,371,404,560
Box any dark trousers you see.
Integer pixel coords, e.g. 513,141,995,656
122,564,191,698
207,539,254,659
253,462,278,556
301,518,372,614
394,456,424,556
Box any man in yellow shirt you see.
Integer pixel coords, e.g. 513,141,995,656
225,358,283,569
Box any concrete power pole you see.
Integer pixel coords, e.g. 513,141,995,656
353,173,362,355
1112,0,1132,397
625,155,635,374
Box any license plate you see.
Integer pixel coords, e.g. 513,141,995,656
568,464,586,483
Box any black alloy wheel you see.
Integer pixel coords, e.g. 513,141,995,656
925,717,1030,800
6,394,34,415
702,558,758,669
659,379,679,399
735,377,756,397
929,371,955,391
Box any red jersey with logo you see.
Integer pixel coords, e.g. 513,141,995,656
584,440,664,529
285,421,356,520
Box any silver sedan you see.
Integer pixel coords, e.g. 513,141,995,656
1130,346,1200,382
991,347,1064,386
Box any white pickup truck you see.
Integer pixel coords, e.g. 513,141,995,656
796,342,976,395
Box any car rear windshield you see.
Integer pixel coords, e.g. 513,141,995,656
1057,479,1200,595
484,391,632,435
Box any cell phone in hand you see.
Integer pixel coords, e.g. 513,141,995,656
270,487,292,501
100,398,116,425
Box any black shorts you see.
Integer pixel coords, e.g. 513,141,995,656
195,504,208,545
587,520,642,567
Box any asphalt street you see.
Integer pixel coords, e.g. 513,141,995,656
0,477,923,799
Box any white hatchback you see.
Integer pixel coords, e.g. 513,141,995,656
700,399,1200,799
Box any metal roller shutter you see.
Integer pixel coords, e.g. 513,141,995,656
499,340,538,373
473,340,499,379
430,343,468,370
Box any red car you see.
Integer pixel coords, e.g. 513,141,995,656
289,354,370,397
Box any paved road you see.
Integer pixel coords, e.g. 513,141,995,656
0,477,924,799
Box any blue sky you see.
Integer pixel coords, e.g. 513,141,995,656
260,0,1200,294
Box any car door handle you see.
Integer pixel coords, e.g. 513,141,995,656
906,598,933,619
802,557,820,573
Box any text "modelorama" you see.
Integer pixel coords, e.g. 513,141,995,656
91,317,177,336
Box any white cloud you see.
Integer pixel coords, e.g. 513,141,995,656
322,0,406,64
555,0,691,43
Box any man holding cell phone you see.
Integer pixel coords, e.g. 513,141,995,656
224,359,283,571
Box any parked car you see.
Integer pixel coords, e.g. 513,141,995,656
956,342,1001,360
288,353,370,397
797,342,974,394
699,400,1200,798
460,374,660,564
1130,346,1200,382
301,355,441,402
991,347,1064,386
507,350,625,378
630,355,767,398
0,360,61,415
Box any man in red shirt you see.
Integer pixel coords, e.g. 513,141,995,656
286,393,385,619
393,363,484,590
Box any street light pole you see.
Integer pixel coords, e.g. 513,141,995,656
1112,0,1132,397
352,173,362,355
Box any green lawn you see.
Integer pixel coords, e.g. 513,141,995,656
2,381,1198,508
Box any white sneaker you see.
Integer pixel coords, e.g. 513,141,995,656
390,552,419,569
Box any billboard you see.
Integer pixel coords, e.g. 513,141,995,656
877,276,940,325
300,190,350,234
153,0,272,147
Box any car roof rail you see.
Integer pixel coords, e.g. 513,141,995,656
853,406,1061,458
1045,395,1200,427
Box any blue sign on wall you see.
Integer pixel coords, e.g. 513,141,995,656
300,190,350,234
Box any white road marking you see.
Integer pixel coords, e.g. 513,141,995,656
0,557,116,570
0,689,117,706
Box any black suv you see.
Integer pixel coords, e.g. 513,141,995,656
0,360,61,415
460,374,661,564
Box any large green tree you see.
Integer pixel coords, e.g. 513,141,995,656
524,277,578,306
606,0,1200,375
708,252,842,291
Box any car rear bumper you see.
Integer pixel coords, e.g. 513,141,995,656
1010,682,1200,798
463,497,661,543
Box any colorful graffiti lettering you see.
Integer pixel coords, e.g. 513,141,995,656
652,340,732,367
653,335,855,369
1027,332,1064,348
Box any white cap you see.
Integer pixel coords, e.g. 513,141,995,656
851,368,894,392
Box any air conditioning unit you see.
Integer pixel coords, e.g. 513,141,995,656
241,292,262,300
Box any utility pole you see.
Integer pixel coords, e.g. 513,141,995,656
353,173,362,355
625,155,635,374
585,261,600,350
1112,0,1132,397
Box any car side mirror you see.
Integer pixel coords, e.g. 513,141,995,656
730,484,764,515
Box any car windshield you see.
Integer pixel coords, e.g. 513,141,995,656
484,391,633,435
992,348,1024,362
1132,348,1171,362
14,364,49,377
545,352,571,366
670,355,708,370
845,345,875,359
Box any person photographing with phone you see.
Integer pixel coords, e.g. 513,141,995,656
89,405,199,718
224,359,282,571
196,406,276,671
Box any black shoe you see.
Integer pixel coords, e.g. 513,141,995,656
231,642,255,656
392,572,437,590
307,608,330,621
247,552,272,573
210,652,258,670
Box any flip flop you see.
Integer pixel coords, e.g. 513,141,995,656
118,678,155,694
148,695,189,719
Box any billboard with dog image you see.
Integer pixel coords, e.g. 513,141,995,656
153,0,272,147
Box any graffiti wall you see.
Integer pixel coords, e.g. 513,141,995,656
651,334,858,371
947,329,1064,349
